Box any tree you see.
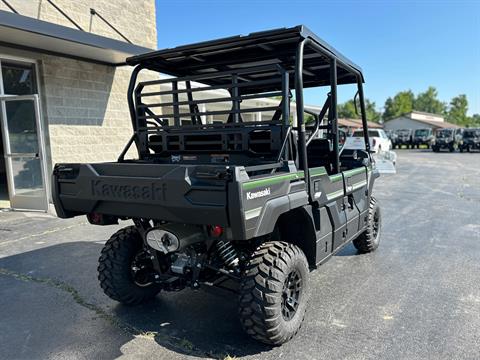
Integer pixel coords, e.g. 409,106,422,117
365,99,381,123
446,94,468,125
337,99,381,123
337,100,357,119
413,86,446,115
469,114,480,127
383,90,415,120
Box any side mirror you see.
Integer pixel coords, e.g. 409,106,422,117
353,91,360,116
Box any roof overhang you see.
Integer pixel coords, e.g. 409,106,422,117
0,10,153,66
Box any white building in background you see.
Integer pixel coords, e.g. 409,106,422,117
384,110,459,131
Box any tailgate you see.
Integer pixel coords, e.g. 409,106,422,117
53,162,229,225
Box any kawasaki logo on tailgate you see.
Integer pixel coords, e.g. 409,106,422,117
91,180,167,201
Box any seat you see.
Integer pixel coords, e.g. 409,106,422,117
307,138,332,173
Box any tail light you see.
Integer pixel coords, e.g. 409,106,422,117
372,138,377,147
87,212,118,226
209,225,223,237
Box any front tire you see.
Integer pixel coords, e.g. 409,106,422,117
353,197,381,253
98,226,161,305
239,242,310,345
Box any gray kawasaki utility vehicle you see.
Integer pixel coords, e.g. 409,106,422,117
395,129,413,149
412,128,434,149
432,128,461,152
52,26,382,345
459,128,480,152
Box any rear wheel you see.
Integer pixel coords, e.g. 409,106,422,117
432,146,439,152
98,226,161,305
239,241,310,345
353,197,381,253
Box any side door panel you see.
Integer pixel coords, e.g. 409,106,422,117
313,206,333,264
309,167,347,254
343,167,368,239
326,199,348,251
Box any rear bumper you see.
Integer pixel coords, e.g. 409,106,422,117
460,142,480,150
413,139,432,145
434,141,452,149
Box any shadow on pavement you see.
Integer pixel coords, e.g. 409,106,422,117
334,242,359,257
0,241,270,359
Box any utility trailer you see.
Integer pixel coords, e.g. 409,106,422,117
53,26,382,345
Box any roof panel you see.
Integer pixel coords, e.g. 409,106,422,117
127,25,363,89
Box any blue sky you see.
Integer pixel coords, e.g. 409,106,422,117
156,0,480,115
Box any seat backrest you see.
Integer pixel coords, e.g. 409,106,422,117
307,138,332,171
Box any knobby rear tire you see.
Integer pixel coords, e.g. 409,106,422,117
353,197,381,253
239,241,310,345
98,226,161,305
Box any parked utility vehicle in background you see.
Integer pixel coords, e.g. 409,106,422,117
412,128,434,148
386,130,398,149
432,128,461,152
344,128,391,153
52,26,383,345
459,128,480,152
395,129,413,149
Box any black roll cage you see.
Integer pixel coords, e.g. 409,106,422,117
121,27,371,190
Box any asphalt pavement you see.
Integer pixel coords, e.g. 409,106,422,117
0,150,479,360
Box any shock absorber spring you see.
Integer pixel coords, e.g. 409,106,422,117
215,240,239,268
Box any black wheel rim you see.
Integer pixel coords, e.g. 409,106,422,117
131,252,154,287
282,269,302,321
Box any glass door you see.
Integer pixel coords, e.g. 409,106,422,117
1,95,47,211
0,59,48,211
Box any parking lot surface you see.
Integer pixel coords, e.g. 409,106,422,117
0,150,479,360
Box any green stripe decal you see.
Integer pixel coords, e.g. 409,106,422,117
343,167,366,177
351,180,367,191
310,167,327,177
329,174,343,182
242,171,305,190
326,189,344,201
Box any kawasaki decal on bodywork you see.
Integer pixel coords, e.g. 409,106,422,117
246,187,271,200
242,171,304,191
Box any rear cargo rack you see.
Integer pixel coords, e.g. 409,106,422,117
129,64,290,160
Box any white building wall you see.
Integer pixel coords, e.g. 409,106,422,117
410,111,444,122
384,117,435,131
